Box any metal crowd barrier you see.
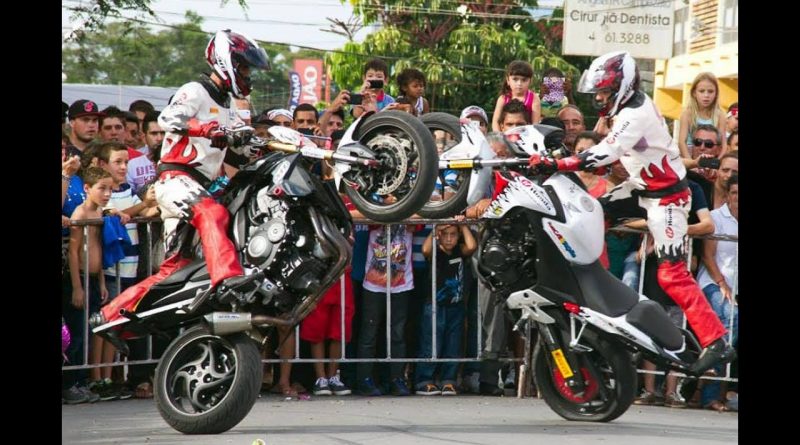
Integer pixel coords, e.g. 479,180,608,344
61,216,738,388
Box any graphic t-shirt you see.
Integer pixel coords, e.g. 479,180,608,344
363,225,414,293
430,246,467,306
126,155,156,195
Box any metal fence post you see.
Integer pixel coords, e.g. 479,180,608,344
431,225,438,360
385,224,392,359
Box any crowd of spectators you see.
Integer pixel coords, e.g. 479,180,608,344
61,59,738,413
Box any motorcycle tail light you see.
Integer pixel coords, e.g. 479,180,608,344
563,302,581,314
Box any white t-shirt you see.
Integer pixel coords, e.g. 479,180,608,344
126,154,156,195
103,183,141,279
696,203,738,292
363,225,414,293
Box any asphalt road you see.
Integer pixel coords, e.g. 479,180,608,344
62,392,737,444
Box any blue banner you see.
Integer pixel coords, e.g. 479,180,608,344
288,71,301,114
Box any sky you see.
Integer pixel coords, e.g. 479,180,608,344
62,0,565,51
62,0,376,51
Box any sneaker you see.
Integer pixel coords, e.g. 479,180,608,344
358,377,382,396
663,392,688,408
115,384,134,400
328,375,351,396
88,380,118,401
62,385,89,405
462,372,480,394
479,382,504,396
633,389,662,406
76,385,100,403
415,383,441,396
504,368,516,389
106,379,133,400
313,377,332,396
390,378,410,396
689,338,736,375
441,383,457,396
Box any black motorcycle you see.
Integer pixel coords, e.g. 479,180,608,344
91,111,437,434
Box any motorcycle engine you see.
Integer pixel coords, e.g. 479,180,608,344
475,210,538,292
243,188,328,313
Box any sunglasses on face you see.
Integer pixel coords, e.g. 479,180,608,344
692,138,718,149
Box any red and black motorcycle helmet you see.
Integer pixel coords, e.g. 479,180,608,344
205,29,271,99
577,51,640,118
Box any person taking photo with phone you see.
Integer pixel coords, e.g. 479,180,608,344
352,58,395,118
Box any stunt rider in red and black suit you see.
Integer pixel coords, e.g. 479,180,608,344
528,51,735,374
96,30,271,325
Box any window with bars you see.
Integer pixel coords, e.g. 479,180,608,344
721,0,738,44
673,6,689,56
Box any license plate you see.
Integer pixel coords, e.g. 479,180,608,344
551,348,574,378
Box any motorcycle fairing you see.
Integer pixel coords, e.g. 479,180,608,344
540,175,604,265
482,174,558,219
572,306,688,363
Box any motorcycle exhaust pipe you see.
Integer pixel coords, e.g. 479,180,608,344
203,312,253,335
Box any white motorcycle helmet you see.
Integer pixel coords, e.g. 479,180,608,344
577,51,640,118
205,29,270,99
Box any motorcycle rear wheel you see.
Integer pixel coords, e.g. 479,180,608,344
154,325,262,434
533,332,636,422
345,110,437,222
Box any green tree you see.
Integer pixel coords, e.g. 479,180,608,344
327,0,580,115
63,12,209,86
62,12,291,103
64,0,247,38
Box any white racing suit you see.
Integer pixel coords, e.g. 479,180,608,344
103,75,246,323
550,91,726,348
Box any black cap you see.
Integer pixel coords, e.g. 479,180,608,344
253,112,276,126
68,99,105,120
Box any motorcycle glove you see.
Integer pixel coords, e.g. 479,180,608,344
528,153,559,175
187,121,228,149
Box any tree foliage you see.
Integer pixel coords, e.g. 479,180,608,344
62,12,290,100
64,0,247,38
328,0,580,114
63,12,210,86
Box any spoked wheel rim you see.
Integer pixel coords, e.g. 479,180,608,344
428,132,467,209
164,334,238,416
357,128,418,203
550,352,618,414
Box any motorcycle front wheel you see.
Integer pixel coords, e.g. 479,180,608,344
154,325,262,434
416,112,472,219
345,110,437,222
533,331,636,422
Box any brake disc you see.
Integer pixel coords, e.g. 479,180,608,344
364,133,411,195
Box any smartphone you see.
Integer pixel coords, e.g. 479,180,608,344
347,93,363,105
298,128,315,136
368,79,384,89
697,157,721,170
330,129,346,142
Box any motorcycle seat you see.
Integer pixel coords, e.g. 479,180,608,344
152,259,207,288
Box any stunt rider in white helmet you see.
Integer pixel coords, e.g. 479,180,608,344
97,30,271,325
528,51,735,375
